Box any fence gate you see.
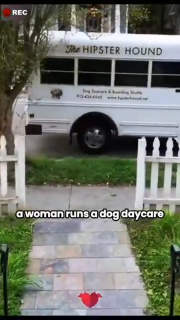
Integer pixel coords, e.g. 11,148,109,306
135,137,180,212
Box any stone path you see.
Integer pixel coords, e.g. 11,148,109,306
21,186,148,315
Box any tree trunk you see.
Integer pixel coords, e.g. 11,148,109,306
0,91,14,152
5,123,14,155
0,90,15,182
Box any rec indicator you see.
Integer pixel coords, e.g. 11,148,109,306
2,8,28,17
1,5,30,21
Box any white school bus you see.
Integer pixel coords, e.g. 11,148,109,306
27,31,180,154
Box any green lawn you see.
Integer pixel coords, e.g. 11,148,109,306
124,213,180,316
26,157,177,186
0,216,34,315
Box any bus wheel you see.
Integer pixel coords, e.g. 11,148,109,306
77,125,111,154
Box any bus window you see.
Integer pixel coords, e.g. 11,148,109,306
40,58,75,85
151,61,180,88
78,59,111,86
114,60,148,87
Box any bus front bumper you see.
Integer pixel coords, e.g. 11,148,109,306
25,124,42,135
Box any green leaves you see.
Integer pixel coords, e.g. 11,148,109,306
0,5,59,94
128,5,150,29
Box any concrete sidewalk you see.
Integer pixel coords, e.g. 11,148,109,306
21,186,148,315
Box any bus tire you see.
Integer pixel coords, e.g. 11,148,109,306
77,124,111,154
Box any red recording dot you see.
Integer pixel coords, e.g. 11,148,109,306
3,8,12,17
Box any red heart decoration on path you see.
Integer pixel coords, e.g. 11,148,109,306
78,292,102,308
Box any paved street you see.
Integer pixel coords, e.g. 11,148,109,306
21,186,148,315
25,134,139,159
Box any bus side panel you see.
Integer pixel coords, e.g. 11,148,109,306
28,69,180,138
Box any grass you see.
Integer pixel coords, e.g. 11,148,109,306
26,157,177,186
124,213,180,316
0,216,34,316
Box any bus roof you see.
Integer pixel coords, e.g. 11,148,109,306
48,31,180,60
49,31,180,46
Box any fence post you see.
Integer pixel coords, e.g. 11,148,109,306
0,136,8,215
15,135,26,208
176,140,180,206
164,138,174,212
170,244,180,316
150,137,160,210
135,137,146,209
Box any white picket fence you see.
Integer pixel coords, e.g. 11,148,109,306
0,135,25,215
135,137,180,212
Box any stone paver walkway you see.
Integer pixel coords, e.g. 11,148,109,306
21,186,148,315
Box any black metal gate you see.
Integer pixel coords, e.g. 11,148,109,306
0,244,9,316
170,244,180,316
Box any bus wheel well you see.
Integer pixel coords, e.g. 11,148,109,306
70,112,118,135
